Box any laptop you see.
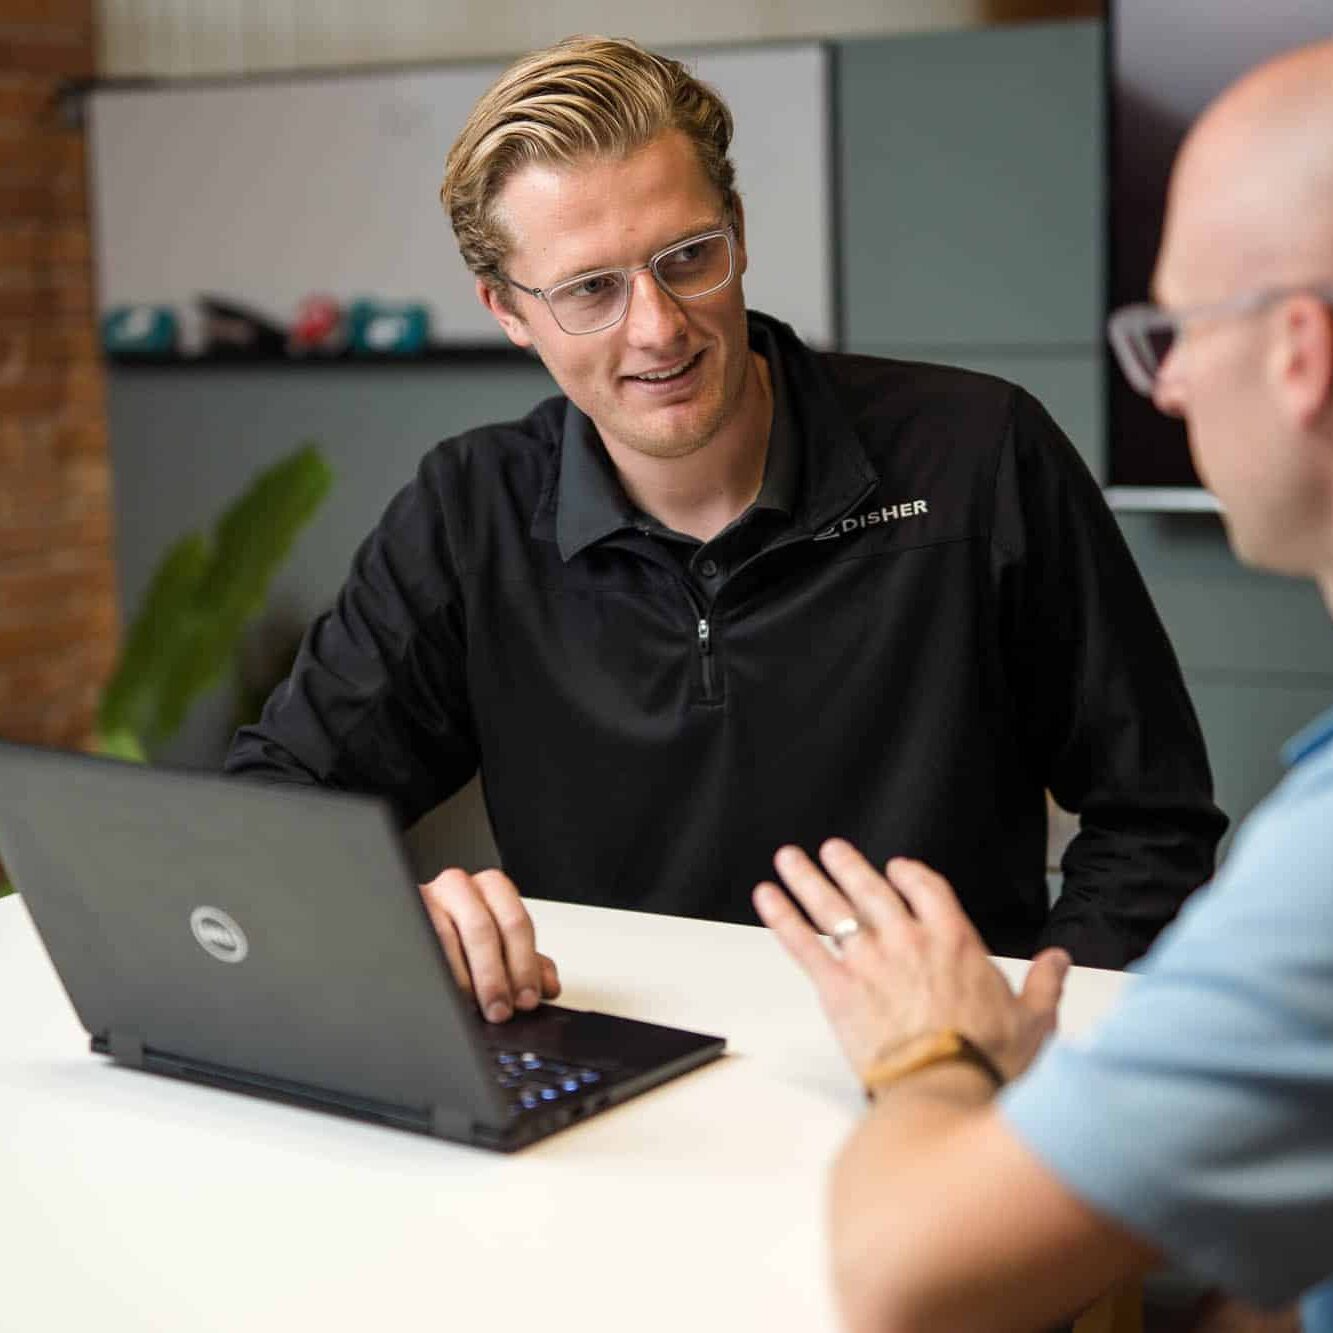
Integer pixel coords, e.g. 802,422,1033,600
0,741,725,1152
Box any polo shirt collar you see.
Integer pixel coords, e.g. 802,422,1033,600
548,309,875,561
748,317,799,516
553,403,638,560
751,311,876,532
1281,703,1333,769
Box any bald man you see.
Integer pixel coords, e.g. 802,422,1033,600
752,40,1333,1333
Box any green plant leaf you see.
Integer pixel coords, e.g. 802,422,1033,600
98,442,333,752
97,532,210,741
93,727,148,762
144,443,333,745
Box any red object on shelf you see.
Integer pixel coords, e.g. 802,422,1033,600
289,295,344,352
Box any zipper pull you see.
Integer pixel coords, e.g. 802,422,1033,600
697,618,711,654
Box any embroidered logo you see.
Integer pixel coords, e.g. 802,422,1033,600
813,500,929,542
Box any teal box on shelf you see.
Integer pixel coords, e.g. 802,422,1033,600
347,301,429,355
101,305,178,356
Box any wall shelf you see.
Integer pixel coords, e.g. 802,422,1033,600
104,345,531,369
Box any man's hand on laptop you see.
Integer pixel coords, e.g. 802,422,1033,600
419,868,560,1023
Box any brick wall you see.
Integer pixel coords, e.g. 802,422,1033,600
0,0,118,759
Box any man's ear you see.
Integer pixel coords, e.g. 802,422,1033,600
1276,295,1333,429
477,278,534,350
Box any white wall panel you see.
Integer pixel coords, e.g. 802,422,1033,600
96,0,981,77
89,45,834,347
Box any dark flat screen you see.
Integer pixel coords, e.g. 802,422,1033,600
1107,2,1333,491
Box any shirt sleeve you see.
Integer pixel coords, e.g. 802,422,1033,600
224,452,479,829
1302,1280,1333,1333
990,389,1227,968
1000,761,1333,1307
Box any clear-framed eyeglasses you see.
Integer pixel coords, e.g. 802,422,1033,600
501,226,737,335
1108,280,1333,396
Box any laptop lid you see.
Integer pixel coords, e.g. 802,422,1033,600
0,742,509,1134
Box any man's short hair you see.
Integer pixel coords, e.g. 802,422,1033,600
441,35,739,295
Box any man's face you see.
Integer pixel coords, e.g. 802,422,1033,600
1151,191,1324,573
478,131,752,461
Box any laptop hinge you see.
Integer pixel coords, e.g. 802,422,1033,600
430,1104,481,1140
108,1030,145,1068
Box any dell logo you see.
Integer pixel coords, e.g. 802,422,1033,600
190,906,249,964
813,500,929,542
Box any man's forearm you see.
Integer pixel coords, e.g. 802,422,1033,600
832,1063,997,1333
1040,785,1228,970
831,1064,1157,1333
224,729,324,784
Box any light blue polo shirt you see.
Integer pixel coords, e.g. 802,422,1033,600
1002,706,1333,1324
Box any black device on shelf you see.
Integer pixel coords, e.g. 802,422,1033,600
1105,1,1330,508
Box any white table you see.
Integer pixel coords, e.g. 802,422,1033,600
0,894,1128,1332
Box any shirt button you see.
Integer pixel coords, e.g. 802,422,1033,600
699,558,719,578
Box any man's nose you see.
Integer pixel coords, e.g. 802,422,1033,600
624,268,688,345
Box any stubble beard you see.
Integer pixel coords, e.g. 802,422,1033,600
612,351,750,462
615,396,730,460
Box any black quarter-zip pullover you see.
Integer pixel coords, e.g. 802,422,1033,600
226,311,1226,968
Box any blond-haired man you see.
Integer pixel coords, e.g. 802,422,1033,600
227,37,1222,1023
755,38,1333,1333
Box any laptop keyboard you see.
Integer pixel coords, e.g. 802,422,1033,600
490,1048,620,1117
